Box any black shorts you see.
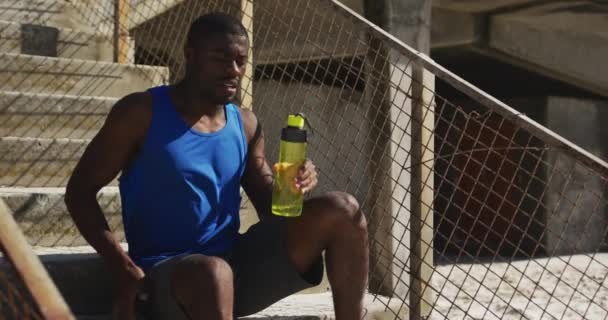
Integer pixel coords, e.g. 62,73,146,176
138,216,324,319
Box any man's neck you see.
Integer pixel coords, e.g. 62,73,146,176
172,80,224,118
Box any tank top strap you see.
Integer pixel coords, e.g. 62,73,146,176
225,103,240,125
147,85,172,115
226,103,247,154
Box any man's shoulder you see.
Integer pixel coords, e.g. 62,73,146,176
100,91,155,143
108,91,154,124
237,107,256,126
236,107,259,144
116,91,154,114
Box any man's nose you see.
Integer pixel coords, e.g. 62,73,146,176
227,60,241,76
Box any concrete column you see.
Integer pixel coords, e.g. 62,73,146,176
540,97,608,255
509,97,608,256
363,0,434,318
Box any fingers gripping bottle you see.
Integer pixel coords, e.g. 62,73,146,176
272,114,307,217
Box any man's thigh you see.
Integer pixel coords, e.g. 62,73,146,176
142,217,324,319
231,215,324,317
141,254,190,320
143,253,235,320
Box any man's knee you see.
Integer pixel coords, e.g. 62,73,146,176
325,191,367,231
171,254,233,303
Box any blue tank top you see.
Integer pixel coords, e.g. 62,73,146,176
119,85,247,271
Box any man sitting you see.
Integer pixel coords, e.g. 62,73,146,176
65,13,369,320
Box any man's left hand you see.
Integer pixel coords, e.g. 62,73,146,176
295,159,318,194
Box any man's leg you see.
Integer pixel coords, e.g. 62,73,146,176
171,254,234,320
287,191,369,320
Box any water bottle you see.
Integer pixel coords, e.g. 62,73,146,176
271,114,307,217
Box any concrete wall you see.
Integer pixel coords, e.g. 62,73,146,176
433,0,608,257
253,79,368,201
507,96,608,256
431,0,608,97
132,0,365,81
540,97,608,255
131,0,242,82
253,79,369,294
489,2,608,97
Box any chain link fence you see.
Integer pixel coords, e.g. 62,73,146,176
0,0,607,319
0,268,41,319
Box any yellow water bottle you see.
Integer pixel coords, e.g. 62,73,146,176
271,114,307,217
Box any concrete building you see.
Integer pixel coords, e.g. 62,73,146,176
430,0,608,258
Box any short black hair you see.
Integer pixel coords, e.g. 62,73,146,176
186,13,248,48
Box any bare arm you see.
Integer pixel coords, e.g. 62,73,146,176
240,109,274,220
240,110,319,219
64,92,152,319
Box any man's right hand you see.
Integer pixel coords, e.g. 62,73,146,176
111,264,145,320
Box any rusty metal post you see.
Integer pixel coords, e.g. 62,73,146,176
115,0,130,64
0,200,74,320
410,66,435,320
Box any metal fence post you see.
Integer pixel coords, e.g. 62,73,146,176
0,200,74,319
240,0,253,110
115,0,130,64
410,66,435,320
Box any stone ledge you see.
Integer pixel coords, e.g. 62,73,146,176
0,0,81,30
0,247,371,318
0,91,115,139
0,137,91,187
0,19,133,62
73,291,401,319
489,2,608,96
0,187,122,246
0,186,260,245
0,53,168,97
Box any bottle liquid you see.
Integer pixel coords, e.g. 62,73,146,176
271,114,307,217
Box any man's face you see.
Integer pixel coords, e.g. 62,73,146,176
187,33,248,104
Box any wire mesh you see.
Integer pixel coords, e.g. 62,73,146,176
0,0,607,319
0,258,42,320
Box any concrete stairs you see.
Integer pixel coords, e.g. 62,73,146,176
1,187,123,246
2,245,398,319
0,91,114,139
0,19,126,62
1,137,90,187
0,0,86,30
0,1,348,319
0,53,166,97
0,0,155,318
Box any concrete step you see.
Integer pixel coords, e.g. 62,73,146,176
0,91,114,139
0,186,260,247
0,0,113,33
0,137,92,187
0,20,133,62
0,0,82,29
0,53,168,97
0,246,396,318
1,187,123,247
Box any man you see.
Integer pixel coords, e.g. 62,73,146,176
65,13,368,320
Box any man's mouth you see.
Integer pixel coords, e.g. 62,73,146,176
220,81,238,95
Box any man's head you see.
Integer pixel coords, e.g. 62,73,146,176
184,13,249,104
